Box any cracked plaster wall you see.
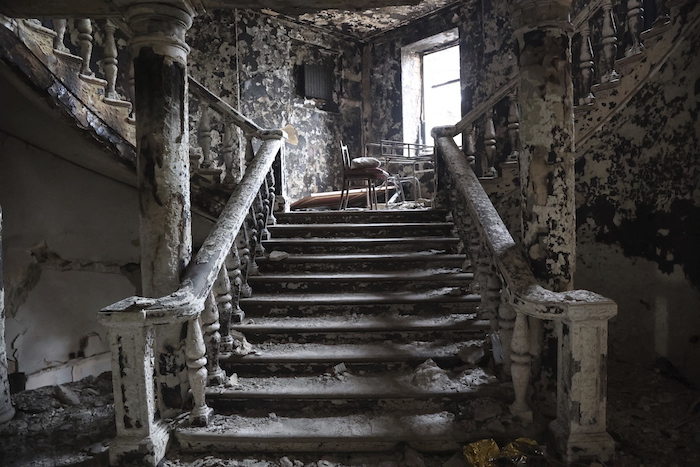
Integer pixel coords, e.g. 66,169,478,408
188,9,362,203
575,19,700,385
0,134,141,390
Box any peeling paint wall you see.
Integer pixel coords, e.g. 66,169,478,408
0,133,139,390
188,9,362,203
575,19,700,385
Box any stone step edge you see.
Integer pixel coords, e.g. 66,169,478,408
205,373,504,400
263,237,460,245
219,342,479,365
240,291,480,305
268,222,454,230
257,252,466,264
232,315,488,334
247,271,473,283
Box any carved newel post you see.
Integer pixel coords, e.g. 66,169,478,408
0,208,16,424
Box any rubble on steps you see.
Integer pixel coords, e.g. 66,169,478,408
0,359,698,466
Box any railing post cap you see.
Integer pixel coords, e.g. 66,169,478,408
259,129,288,141
431,125,457,138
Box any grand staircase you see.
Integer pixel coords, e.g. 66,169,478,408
174,209,527,454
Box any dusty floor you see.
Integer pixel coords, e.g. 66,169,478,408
0,359,698,467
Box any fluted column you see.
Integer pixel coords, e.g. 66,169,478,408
0,208,15,424
514,0,576,292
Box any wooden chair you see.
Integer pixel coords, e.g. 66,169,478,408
339,141,388,210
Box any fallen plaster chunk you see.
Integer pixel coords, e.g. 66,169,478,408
54,384,81,406
268,250,290,261
231,330,254,356
458,345,485,365
404,447,426,467
412,359,449,388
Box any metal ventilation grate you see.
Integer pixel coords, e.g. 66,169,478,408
302,64,333,100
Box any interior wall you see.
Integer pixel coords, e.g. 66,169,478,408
188,9,363,204
575,19,700,385
0,133,139,390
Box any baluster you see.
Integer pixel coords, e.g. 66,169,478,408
237,224,253,298
507,90,520,162
465,126,477,169
250,204,265,267
510,311,533,424
52,19,68,52
578,24,596,105
244,132,255,166
259,180,272,241
498,302,516,376
653,0,670,26
128,61,136,120
226,245,246,327
266,168,277,226
185,316,213,426
482,109,497,178
625,0,645,57
600,0,621,84
76,19,94,77
198,102,213,169
202,290,226,385
103,21,119,100
222,123,240,187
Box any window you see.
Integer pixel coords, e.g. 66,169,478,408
401,29,461,146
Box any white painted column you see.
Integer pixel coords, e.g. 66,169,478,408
125,1,196,419
0,207,16,424
514,1,577,292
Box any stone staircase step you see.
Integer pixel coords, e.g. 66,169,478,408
205,369,502,402
240,290,479,317
233,314,487,345
174,406,532,453
246,270,473,294
267,222,454,239
257,252,466,273
275,209,449,224
235,313,486,334
220,340,476,368
262,237,460,254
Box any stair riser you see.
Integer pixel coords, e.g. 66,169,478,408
219,357,465,378
247,278,472,294
240,301,479,318
236,328,485,345
262,240,460,255
257,257,465,273
267,225,454,239
275,211,448,224
205,396,485,418
175,436,465,454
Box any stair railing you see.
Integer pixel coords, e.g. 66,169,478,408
433,110,617,459
571,0,682,108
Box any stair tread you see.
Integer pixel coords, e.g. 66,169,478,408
264,237,459,244
234,313,486,333
257,252,465,263
177,411,472,441
247,270,472,282
240,289,479,305
206,369,500,399
223,340,478,363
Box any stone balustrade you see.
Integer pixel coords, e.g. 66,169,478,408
433,128,617,463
